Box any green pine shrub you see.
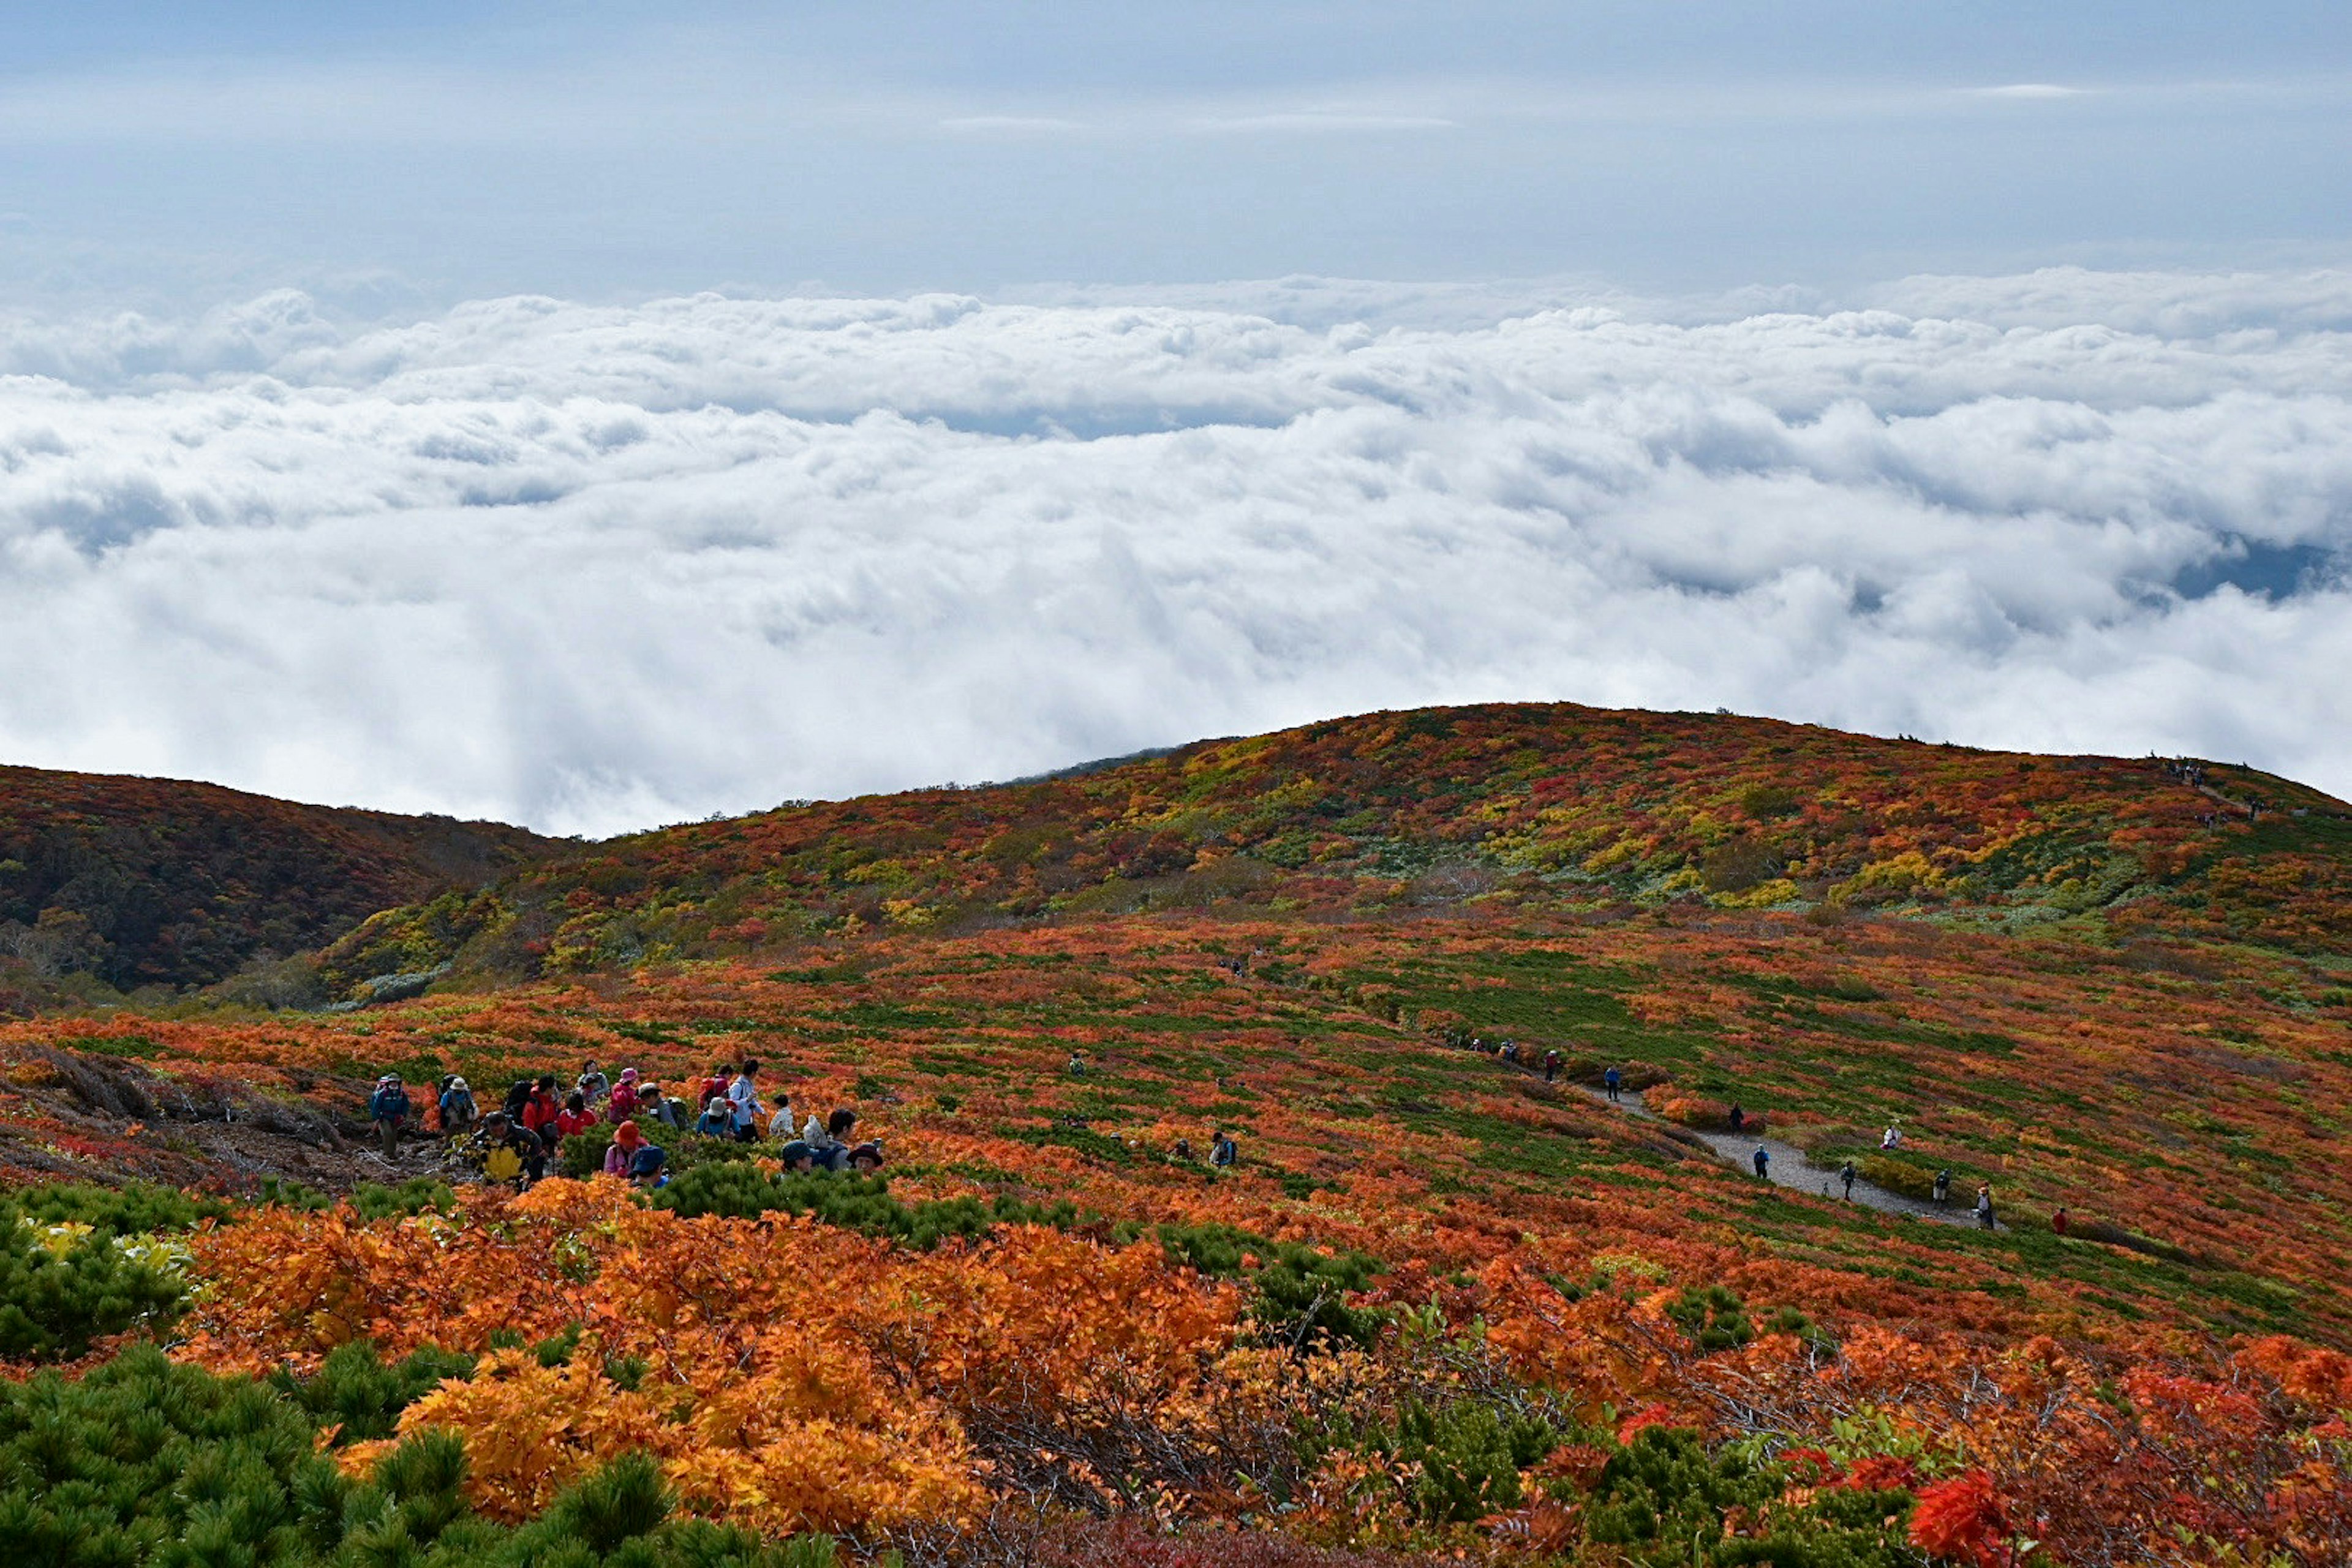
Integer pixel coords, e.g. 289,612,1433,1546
268,1340,478,1445
0,1180,232,1234
0,1214,186,1361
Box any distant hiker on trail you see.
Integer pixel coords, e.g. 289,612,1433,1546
439,1076,477,1136
368,1075,411,1158
727,1061,765,1144
1975,1185,1996,1230
1068,1051,1087,1076
1880,1123,1903,1151
1211,1131,1238,1169
604,1120,646,1177
1543,1049,1562,1083
1502,1041,1521,1066
695,1097,731,1137
1752,1145,1770,1178
1728,1103,1746,1133
1933,1169,1952,1207
1173,1137,1196,1163
2051,1207,2069,1236
1604,1066,1623,1102
1839,1160,1857,1201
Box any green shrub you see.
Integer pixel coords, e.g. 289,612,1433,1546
0,1215,187,1361
268,1340,478,1445
0,1180,232,1234
1584,1427,1914,1566
0,1343,878,1567
1384,1398,1564,1522
652,1166,1077,1251
1154,1221,1384,1348
1664,1284,1754,1352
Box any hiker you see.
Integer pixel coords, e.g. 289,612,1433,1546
1932,1169,1952,1207
604,1120,647,1177
1543,1049,1562,1083
638,1082,682,1128
695,1096,732,1137
608,1068,642,1122
846,1140,886,1173
767,1097,797,1140
578,1063,609,1106
503,1074,535,1123
1975,1185,1996,1230
480,1112,544,1186
778,1140,818,1172
1839,1160,1857,1202
803,1108,858,1170
1502,1041,1521,1066
1172,1137,1196,1163
517,1074,562,1142
2051,1207,2069,1236
556,1091,598,1139
628,1143,668,1189
1752,1145,1770,1179
727,1061,766,1144
1728,1103,1745,1134
1604,1065,1623,1103
1880,1123,1903,1151
698,1063,731,1113
1068,1051,1087,1076
439,1076,478,1136
1210,1131,1238,1168
368,1074,411,1159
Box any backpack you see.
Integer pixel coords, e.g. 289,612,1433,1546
504,1079,533,1120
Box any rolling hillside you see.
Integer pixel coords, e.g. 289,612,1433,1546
320,702,2352,995
0,763,557,1003
1,704,2348,1566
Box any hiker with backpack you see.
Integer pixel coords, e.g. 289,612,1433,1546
698,1063,732,1114
694,1097,733,1137
518,1075,562,1144
727,1061,766,1144
1933,1170,1952,1207
1752,1144,1770,1179
439,1076,478,1136
1728,1103,1746,1133
1604,1065,1623,1102
1210,1131,1238,1169
1975,1184,1996,1230
1542,1049,1562,1083
578,1063,609,1107
802,1107,858,1170
1839,1160,1857,1201
368,1075,412,1159
608,1068,642,1123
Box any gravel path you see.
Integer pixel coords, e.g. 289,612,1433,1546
1570,1084,1988,1227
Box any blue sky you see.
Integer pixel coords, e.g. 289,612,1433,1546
4,2,2346,309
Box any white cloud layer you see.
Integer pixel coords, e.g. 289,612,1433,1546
2,268,2349,834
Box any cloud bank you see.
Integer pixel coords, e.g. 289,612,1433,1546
2,268,2348,834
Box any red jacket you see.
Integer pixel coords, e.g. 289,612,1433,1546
521,1091,560,1135
608,1084,640,1121
555,1108,598,1137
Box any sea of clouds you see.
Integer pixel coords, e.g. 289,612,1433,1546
2,267,2348,835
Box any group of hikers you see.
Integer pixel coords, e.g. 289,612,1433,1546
1444,1032,2021,1231
364,1058,888,1190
